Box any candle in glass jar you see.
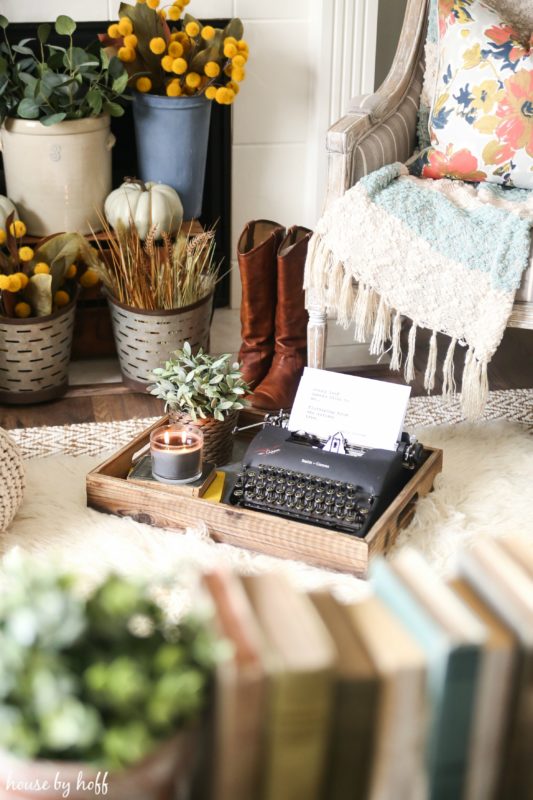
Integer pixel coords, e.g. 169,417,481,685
150,424,203,484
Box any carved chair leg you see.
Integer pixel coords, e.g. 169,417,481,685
307,305,328,369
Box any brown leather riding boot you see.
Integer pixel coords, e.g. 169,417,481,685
237,220,286,390
248,225,312,410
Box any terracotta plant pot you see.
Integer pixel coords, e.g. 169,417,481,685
0,730,196,800
0,116,115,236
0,297,77,405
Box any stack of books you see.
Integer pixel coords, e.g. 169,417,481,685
198,536,533,800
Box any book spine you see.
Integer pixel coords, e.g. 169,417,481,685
264,671,333,800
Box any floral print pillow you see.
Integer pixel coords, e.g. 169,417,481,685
411,0,533,188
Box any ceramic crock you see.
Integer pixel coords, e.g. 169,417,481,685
0,115,115,236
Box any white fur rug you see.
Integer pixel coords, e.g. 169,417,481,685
2,415,532,609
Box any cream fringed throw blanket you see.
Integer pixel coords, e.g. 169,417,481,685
304,163,533,419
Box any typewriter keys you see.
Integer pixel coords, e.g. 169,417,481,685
230,464,375,537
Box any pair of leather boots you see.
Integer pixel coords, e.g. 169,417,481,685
237,220,312,410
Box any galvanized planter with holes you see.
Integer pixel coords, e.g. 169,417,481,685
0,298,77,405
107,292,214,390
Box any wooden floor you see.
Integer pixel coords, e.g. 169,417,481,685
1,327,532,430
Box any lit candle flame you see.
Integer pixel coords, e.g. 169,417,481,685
164,431,170,445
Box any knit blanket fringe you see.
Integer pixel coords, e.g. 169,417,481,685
304,164,531,420
306,233,489,418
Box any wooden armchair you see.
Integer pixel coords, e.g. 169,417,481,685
307,0,533,370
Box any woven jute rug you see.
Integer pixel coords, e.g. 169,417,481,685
2,389,532,610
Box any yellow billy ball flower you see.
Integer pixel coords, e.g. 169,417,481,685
65,264,77,279
168,6,181,20
15,272,29,288
172,57,187,74
7,274,22,292
227,80,240,95
0,275,9,290
9,220,26,238
34,262,50,275
118,46,136,62
147,0,159,8
185,22,200,37
185,72,201,89
225,36,237,45
237,40,249,53
223,42,237,58
169,32,180,41
80,269,100,289
0,229,6,245
123,34,138,48
117,16,133,36
136,76,152,92
204,61,220,78
18,246,34,262
107,23,121,38
158,9,167,19
54,290,70,307
14,302,32,318
215,86,229,104
137,0,146,3
149,37,166,55
225,88,236,104
231,66,245,82
232,54,246,68
201,25,215,40
175,32,190,50
166,79,182,97
161,55,174,71
205,86,217,100
168,41,183,57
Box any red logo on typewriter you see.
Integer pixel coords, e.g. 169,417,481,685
256,447,281,456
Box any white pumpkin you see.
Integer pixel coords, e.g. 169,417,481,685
0,196,18,232
104,180,183,240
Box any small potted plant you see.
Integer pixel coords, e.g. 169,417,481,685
94,219,219,389
0,213,102,403
102,1,249,218
0,14,129,236
150,342,249,465
0,555,219,800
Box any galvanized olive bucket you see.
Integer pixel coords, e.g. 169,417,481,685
0,298,77,404
107,292,214,390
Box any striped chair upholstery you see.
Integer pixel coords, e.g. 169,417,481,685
348,60,424,185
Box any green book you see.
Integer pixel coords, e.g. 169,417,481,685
371,550,486,800
241,574,336,800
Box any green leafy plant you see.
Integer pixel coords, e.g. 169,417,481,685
0,555,218,769
149,342,249,421
0,15,129,125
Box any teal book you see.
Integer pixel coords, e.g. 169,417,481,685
371,550,486,800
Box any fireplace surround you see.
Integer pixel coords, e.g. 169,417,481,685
0,20,232,308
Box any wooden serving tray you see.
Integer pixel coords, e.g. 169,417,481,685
86,416,443,578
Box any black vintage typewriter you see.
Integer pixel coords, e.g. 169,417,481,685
229,419,424,538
